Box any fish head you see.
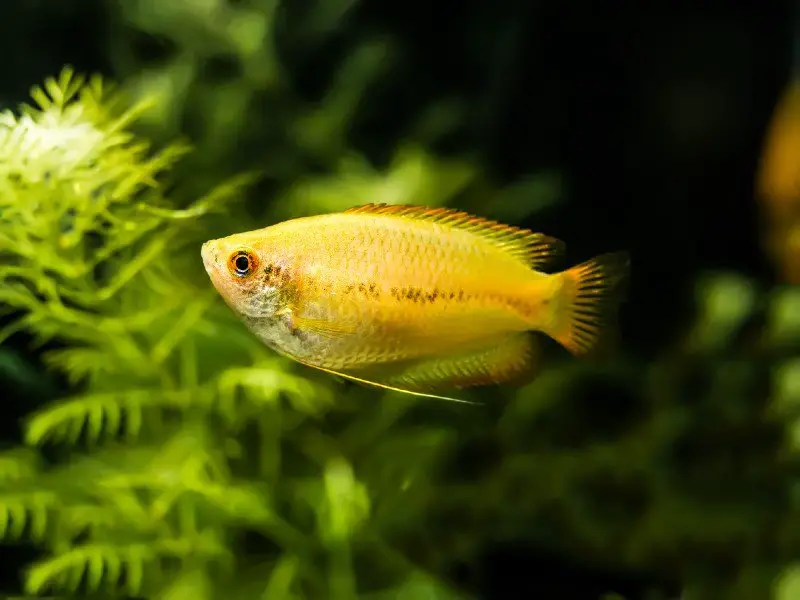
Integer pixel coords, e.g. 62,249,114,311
201,231,283,319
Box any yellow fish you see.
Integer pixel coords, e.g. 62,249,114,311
201,204,630,401
757,79,800,283
758,79,800,214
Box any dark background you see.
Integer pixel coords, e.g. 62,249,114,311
0,0,795,598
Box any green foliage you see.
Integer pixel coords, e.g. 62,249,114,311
1,3,794,599
105,0,562,215
468,273,797,600
108,0,389,200
0,65,505,599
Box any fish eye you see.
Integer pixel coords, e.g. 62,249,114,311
228,249,258,279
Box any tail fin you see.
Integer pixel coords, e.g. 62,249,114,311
547,251,630,357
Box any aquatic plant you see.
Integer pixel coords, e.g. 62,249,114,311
106,0,563,220
2,3,796,597
0,68,484,599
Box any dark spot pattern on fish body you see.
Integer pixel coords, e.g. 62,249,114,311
406,287,423,302
386,285,470,304
263,263,294,286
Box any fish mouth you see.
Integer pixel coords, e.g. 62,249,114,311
201,239,220,276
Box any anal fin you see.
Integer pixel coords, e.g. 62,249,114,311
290,329,540,403
351,332,542,395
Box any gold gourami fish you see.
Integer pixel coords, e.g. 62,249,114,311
201,204,630,402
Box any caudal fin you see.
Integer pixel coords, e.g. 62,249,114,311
548,251,630,357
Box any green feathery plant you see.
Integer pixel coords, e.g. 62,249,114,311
0,67,483,599
95,1,799,597
0,5,561,593
107,0,563,221
2,66,797,600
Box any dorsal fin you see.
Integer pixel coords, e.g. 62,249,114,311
344,203,565,271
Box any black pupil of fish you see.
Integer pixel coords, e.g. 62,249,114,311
234,254,250,274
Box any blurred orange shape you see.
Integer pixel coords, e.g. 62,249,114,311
758,79,800,221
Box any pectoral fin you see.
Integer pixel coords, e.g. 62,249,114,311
276,306,357,339
294,315,358,339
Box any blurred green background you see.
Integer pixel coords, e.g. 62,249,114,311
0,1,798,599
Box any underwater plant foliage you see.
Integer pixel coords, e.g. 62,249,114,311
105,0,565,222
1,68,799,600
0,2,799,599
0,66,510,599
